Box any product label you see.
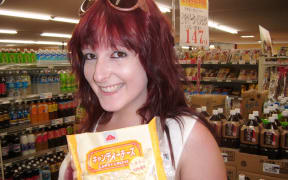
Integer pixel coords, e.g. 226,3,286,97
263,163,280,174
264,131,278,147
224,123,239,138
86,140,143,174
1,146,9,156
21,143,29,151
13,143,21,153
244,127,258,144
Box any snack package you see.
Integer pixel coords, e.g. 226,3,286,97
67,117,167,180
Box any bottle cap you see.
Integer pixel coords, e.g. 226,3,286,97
201,106,207,111
253,111,259,116
269,116,275,122
212,110,218,115
218,108,223,113
230,110,236,115
196,108,202,113
248,114,254,120
263,108,269,114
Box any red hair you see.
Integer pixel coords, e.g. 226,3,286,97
69,0,213,158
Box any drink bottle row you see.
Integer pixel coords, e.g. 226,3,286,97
2,151,66,180
0,95,76,129
0,123,73,160
198,105,288,160
0,48,69,64
0,69,76,97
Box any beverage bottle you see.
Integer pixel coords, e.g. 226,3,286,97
280,121,288,159
58,97,64,118
52,97,58,119
240,114,260,154
23,101,31,124
0,107,4,129
217,108,227,121
20,131,29,156
6,71,15,97
272,113,281,127
3,104,10,129
48,98,54,120
1,134,10,160
43,99,49,123
260,117,280,159
9,103,18,126
4,165,13,180
42,127,49,150
38,100,44,124
16,102,25,125
47,126,55,148
209,109,222,146
0,71,7,97
35,128,43,152
60,124,67,145
30,100,39,125
201,106,210,118
14,70,22,96
12,133,21,157
27,130,36,154
222,110,240,148
50,158,58,180
40,160,51,180
60,70,67,92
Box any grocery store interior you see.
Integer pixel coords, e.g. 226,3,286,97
0,0,288,179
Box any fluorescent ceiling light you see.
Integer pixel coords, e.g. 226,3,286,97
0,29,17,34
51,17,79,24
241,35,255,38
156,3,171,13
182,46,189,49
0,9,79,24
208,21,238,34
41,33,72,38
0,9,51,20
0,39,67,46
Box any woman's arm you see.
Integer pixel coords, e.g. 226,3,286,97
176,122,227,180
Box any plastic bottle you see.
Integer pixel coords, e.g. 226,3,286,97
222,110,240,148
20,132,29,156
195,107,202,113
280,121,288,159
52,97,58,119
260,117,280,159
209,109,222,146
3,104,10,129
0,71,7,97
272,113,281,127
1,135,10,160
42,127,49,150
30,100,39,125
27,130,36,154
217,108,227,121
38,100,44,124
35,129,43,152
12,133,21,157
40,160,51,180
9,103,18,126
201,106,210,118
240,114,260,154
6,71,15,97
16,102,25,125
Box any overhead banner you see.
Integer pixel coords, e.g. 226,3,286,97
179,0,209,47
259,25,273,57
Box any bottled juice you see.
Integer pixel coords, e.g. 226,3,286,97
209,110,222,146
37,100,44,124
48,99,54,120
30,100,39,125
253,111,263,131
272,113,281,127
240,114,260,154
222,110,240,148
235,108,244,126
43,100,49,123
260,117,280,159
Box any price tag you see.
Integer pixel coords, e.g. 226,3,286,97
247,80,253,83
221,62,227,64
47,151,52,155
5,162,12,166
1,132,7,136
1,100,10,104
67,93,73,96
232,62,237,65
40,92,52,99
250,60,256,64
26,127,32,131
39,125,45,128
263,163,280,174
226,80,232,82
212,61,218,64
217,79,223,82
52,118,64,125
58,94,64,97
179,1,209,47
28,156,35,160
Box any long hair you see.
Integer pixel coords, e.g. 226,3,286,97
69,0,213,166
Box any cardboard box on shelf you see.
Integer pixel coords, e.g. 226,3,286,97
237,152,288,179
226,165,237,180
221,147,240,166
241,90,268,121
237,152,267,174
238,171,285,180
188,94,227,114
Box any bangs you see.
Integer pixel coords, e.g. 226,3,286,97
77,3,146,53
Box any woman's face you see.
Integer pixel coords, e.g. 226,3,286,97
82,45,148,113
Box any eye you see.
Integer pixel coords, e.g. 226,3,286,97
111,51,127,58
83,53,97,61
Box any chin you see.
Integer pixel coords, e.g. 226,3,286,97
100,103,122,112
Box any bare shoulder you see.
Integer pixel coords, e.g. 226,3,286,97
176,121,226,180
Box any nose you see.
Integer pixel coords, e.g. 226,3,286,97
93,58,111,83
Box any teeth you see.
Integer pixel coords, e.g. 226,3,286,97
100,84,123,93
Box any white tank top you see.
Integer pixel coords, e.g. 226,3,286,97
58,116,197,180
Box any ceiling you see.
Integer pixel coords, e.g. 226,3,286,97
0,0,287,48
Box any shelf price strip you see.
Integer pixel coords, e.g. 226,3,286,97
179,0,209,47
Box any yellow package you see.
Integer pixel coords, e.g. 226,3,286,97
67,117,167,180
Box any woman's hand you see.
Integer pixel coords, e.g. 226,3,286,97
59,153,77,180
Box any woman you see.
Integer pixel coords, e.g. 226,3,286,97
59,0,226,179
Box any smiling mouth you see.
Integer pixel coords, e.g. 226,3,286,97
99,83,124,93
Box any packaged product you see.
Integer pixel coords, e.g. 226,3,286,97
67,117,166,180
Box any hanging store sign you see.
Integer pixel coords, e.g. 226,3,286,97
179,0,209,47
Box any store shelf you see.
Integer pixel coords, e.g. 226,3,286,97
2,145,67,166
0,63,71,70
0,91,75,104
184,77,257,84
0,116,75,135
181,63,258,68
